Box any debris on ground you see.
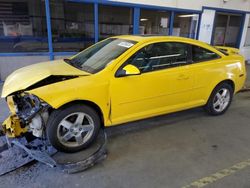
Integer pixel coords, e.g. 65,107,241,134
0,137,56,176
60,131,107,174
0,129,107,176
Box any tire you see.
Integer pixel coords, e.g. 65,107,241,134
46,104,101,153
204,82,234,116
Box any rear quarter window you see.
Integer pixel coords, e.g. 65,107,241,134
192,46,221,63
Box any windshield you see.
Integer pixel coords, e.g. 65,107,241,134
64,38,137,73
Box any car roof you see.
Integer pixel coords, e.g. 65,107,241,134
112,35,211,48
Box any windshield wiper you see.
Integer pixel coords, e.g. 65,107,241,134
63,58,82,69
64,58,92,73
63,58,72,64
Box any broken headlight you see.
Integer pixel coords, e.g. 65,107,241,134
10,93,47,123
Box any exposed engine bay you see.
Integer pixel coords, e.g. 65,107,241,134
2,75,78,138
0,92,107,176
2,93,49,138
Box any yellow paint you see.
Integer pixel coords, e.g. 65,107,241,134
123,64,141,75
2,115,27,137
6,95,16,114
1,60,90,98
1,36,247,128
182,158,250,188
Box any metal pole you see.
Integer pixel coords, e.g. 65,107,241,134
45,0,54,60
94,3,99,43
133,7,140,35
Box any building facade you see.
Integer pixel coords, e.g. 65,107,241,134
0,0,250,80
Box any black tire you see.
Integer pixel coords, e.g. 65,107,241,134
46,104,101,153
204,82,234,116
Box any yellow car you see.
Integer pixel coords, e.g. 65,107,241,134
1,36,246,152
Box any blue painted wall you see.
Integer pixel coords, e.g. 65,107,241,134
0,1,249,58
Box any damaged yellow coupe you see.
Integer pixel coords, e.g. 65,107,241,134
1,36,246,152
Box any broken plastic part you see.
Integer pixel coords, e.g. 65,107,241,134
0,129,107,176
0,137,56,176
59,129,108,174
2,115,27,137
6,96,17,114
12,140,57,168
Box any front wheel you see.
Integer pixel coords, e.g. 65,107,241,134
46,104,101,153
204,82,234,116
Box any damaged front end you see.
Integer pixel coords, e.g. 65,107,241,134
0,93,108,175
2,93,49,138
0,60,108,175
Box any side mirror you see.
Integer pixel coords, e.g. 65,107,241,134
116,64,141,77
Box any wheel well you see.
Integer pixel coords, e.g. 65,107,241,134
217,79,235,92
205,79,235,106
56,100,105,127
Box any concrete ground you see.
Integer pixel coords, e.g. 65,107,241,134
0,66,249,188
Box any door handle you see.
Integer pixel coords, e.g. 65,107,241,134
177,74,189,80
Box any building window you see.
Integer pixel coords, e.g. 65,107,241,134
0,0,47,52
50,1,94,52
213,13,242,47
139,9,170,35
173,13,199,39
245,17,250,47
99,5,133,40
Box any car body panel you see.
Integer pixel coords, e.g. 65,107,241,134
110,65,194,125
1,60,90,98
27,75,112,125
1,35,247,129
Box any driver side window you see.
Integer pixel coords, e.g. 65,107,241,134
125,42,190,73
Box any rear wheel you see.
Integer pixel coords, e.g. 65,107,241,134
46,104,101,153
205,82,233,115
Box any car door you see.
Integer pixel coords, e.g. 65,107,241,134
109,41,194,125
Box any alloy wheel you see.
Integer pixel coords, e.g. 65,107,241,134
57,112,95,148
212,88,231,113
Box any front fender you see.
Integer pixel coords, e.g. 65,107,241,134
27,76,111,126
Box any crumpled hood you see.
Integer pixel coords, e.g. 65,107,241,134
1,60,90,98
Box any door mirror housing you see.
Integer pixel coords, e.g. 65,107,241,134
116,64,141,77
